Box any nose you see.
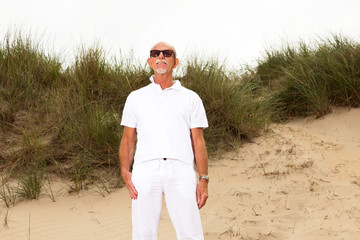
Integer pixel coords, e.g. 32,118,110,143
158,52,165,59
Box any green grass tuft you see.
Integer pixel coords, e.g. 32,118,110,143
0,181,18,207
17,169,44,200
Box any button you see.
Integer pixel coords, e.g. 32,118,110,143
163,158,167,160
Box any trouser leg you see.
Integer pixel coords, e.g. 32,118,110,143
164,161,204,240
131,161,163,240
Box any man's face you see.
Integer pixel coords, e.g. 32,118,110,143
147,43,179,75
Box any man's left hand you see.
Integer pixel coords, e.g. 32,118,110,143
196,180,208,209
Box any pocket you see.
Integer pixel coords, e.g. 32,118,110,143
173,162,197,199
131,162,158,197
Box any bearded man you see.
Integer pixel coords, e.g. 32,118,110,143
119,41,209,240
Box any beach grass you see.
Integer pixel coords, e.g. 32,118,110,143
1,30,359,201
2,209,10,228
179,58,273,153
17,169,44,200
255,34,360,119
0,181,18,208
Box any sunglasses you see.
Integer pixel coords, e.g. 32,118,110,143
150,50,174,58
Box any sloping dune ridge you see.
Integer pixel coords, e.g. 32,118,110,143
0,108,360,240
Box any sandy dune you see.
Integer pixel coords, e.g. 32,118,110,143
1,108,360,240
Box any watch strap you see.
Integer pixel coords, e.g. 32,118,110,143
199,175,209,183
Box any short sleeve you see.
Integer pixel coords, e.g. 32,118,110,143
121,93,137,128
190,94,208,129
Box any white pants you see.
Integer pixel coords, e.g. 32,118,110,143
131,158,204,240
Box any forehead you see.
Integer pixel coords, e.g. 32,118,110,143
151,42,173,51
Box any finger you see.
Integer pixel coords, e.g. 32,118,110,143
196,187,201,205
198,199,205,209
130,190,137,199
128,187,137,199
198,193,208,209
126,181,138,199
130,185,138,199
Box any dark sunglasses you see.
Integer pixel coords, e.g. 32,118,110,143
150,50,174,58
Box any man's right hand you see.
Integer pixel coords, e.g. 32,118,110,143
122,171,138,199
119,127,137,199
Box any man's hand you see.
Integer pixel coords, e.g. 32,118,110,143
122,171,138,199
119,126,137,199
196,180,208,209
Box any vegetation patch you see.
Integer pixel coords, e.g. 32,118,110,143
1,30,359,203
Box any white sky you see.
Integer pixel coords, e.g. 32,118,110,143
1,0,360,68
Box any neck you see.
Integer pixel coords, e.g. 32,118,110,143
153,73,174,90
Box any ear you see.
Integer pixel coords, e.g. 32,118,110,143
147,57,152,68
172,58,179,69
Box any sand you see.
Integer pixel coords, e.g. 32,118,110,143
1,107,360,240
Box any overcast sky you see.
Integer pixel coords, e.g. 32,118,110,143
1,0,360,67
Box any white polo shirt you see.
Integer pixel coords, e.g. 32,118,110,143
121,75,208,166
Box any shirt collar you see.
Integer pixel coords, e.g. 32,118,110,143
149,75,182,91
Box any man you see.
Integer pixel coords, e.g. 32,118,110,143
119,41,209,240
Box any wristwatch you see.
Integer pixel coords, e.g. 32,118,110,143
199,175,209,183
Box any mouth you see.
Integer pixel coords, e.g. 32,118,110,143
156,60,167,65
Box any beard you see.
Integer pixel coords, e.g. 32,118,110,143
155,59,169,74
156,68,167,74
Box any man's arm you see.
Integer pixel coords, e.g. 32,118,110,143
191,128,208,209
119,126,137,199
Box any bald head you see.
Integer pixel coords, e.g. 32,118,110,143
151,41,177,58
